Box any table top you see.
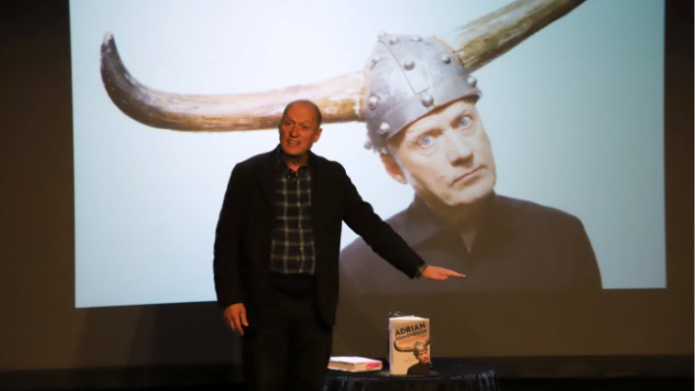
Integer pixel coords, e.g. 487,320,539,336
325,358,500,391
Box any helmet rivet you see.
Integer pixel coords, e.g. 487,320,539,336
368,95,379,109
421,94,434,107
378,122,391,135
441,55,451,64
403,61,415,71
467,75,477,87
411,35,422,42
364,140,373,150
388,36,399,45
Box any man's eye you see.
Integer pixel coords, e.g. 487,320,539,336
457,115,472,129
418,135,434,148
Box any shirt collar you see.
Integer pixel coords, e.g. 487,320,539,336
275,144,311,173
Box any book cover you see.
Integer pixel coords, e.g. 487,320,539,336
388,316,430,375
328,356,383,372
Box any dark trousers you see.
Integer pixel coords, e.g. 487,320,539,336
242,289,333,391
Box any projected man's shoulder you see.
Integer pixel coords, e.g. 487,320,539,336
495,196,585,232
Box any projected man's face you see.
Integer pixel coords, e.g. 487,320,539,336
279,102,322,158
416,348,430,364
382,99,496,214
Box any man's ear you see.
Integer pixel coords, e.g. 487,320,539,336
380,154,407,185
312,127,322,143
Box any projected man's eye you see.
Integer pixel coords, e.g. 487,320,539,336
418,135,434,149
457,115,472,130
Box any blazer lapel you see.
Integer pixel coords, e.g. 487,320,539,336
259,149,277,207
308,151,325,233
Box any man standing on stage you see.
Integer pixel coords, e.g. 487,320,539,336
213,99,463,391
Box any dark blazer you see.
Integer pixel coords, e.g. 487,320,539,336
213,148,425,325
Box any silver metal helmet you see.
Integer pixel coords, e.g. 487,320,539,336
363,33,481,153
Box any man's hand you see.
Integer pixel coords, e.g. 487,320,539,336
223,303,249,336
421,265,465,281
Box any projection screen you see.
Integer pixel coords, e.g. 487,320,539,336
70,0,665,309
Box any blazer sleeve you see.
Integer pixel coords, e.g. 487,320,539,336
338,165,425,278
213,164,248,308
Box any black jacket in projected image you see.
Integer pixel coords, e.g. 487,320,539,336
340,194,602,294
213,148,426,326
407,361,431,376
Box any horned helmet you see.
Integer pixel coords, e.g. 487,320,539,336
412,341,429,358
100,0,585,135
363,34,481,154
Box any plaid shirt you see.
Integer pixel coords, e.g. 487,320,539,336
270,149,316,275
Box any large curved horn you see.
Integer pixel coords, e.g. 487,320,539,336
440,0,585,72
100,33,364,132
100,0,585,132
393,338,430,352
393,340,415,353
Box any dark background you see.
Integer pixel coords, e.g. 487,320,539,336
0,0,692,389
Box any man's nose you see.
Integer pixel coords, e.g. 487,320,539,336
289,125,299,137
444,129,473,163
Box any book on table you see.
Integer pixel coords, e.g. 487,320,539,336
328,356,383,372
389,315,431,375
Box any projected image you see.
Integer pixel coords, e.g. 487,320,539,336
71,0,665,307
340,18,601,292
